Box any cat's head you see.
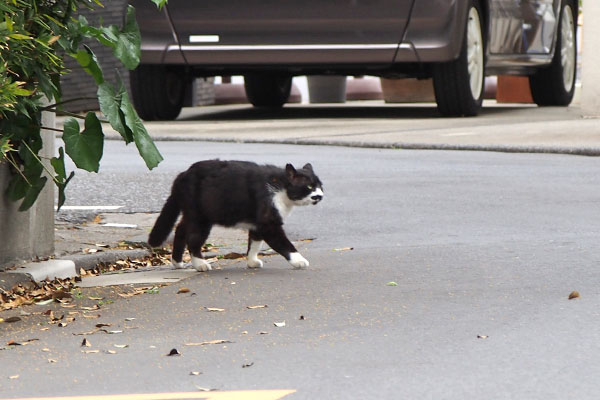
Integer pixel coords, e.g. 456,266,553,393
285,163,323,206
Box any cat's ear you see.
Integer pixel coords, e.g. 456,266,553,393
285,163,297,179
302,163,313,172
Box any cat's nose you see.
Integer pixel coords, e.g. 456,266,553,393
311,195,322,202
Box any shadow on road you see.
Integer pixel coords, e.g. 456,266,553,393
177,104,531,122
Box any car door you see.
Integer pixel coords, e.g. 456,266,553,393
489,0,524,54
489,0,560,55
165,0,414,65
520,0,560,54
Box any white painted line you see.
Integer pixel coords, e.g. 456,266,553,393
102,223,138,228
56,205,123,211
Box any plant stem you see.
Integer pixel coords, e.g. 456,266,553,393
20,141,60,185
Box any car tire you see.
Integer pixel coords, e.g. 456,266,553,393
529,0,577,106
130,65,186,121
432,0,485,117
244,74,292,108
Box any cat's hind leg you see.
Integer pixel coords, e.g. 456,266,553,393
187,223,213,272
171,221,187,269
247,230,264,269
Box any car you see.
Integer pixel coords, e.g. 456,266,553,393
129,0,578,120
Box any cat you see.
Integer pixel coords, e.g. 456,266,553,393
148,160,323,271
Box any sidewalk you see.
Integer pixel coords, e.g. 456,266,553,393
2,101,599,290
103,101,600,156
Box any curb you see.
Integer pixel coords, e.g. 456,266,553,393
106,135,600,157
0,249,151,291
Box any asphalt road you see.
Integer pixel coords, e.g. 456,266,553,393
3,141,600,399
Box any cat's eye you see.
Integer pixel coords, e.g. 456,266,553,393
307,185,313,190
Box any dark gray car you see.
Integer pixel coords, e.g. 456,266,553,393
129,0,577,119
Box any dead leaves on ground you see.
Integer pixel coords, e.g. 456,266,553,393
1,277,78,311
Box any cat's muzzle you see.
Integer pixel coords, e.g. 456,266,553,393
311,194,323,205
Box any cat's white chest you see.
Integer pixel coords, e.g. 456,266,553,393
272,191,294,220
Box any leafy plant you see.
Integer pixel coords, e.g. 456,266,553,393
0,0,167,211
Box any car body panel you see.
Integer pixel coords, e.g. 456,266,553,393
133,0,574,76
401,0,469,62
165,0,415,65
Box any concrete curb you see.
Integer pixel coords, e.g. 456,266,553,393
0,249,151,291
107,135,600,157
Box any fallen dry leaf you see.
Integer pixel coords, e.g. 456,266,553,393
95,323,111,328
48,359,57,363
222,252,245,260
72,329,99,336
177,288,190,294
185,339,232,346
242,362,254,368
274,321,286,328
333,247,354,251
82,350,100,354
106,350,117,354
246,305,268,309
114,344,128,348
190,371,202,376
81,338,91,347
259,331,269,335
568,290,580,300
88,297,104,301
195,387,217,392
4,316,21,323
9,375,19,379
83,314,101,319
124,318,136,321
206,307,225,312
167,348,181,356
477,335,489,339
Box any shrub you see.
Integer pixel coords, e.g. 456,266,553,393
0,0,166,211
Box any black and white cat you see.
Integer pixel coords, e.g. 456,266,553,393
148,160,323,271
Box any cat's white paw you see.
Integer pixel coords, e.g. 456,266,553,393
289,252,309,269
172,258,186,269
247,258,264,269
192,257,212,272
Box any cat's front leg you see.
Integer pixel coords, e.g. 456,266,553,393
288,252,309,269
259,225,309,269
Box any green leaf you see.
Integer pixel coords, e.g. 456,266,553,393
113,6,141,70
120,92,163,170
97,82,133,143
74,46,104,85
63,114,104,173
19,177,48,212
51,147,75,212
151,0,168,9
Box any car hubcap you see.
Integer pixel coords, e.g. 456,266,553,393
467,6,484,100
560,5,575,91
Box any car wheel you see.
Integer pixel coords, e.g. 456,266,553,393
529,0,577,106
130,65,186,121
432,0,485,117
244,74,292,108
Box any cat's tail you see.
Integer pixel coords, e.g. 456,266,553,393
148,195,180,247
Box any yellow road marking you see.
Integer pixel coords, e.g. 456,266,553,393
3,390,296,400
